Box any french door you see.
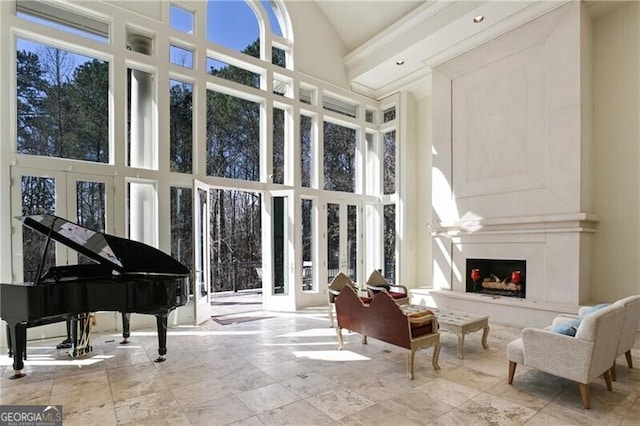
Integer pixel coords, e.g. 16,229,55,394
10,167,113,282
193,180,211,324
326,200,362,285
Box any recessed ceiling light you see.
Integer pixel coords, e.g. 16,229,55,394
396,60,405,66
473,15,484,23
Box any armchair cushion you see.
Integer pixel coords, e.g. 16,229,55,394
549,319,581,336
580,303,610,317
408,310,435,329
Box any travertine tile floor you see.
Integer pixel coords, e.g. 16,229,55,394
0,296,639,426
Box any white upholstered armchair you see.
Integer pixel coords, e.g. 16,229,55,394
550,295,640,380
609,296,640,380
507,303,624,409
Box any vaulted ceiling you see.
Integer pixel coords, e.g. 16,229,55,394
315,0,614,99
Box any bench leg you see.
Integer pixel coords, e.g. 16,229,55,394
432,342,441,370
456,333,465,359
408,350,416,380
481,324,490,349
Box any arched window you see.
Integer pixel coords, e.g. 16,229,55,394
206,1,260,59
205,0,291,68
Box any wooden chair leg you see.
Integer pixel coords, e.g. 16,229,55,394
579,383,591,409
508,361,517,384
336,327,344,350
625,349,633,368
328,305,335,328
603,368,613,391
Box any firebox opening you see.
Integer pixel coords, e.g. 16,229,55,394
466,258,526,298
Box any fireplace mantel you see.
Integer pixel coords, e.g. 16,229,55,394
430,213,598,237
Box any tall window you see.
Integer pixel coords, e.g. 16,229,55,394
324,122,356,192
20,176,55,282
383,130,396,194
384,203,396,283
169,80,193,173
170,186,193,286
301,198,314,290
16,39,109,163
273,107,285,184
301,115,312,188
206,91,260,181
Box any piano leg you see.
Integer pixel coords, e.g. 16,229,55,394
9,323,27,379
154,314,167,363
56,319,73,349
120,313,130,344
6,325,12,358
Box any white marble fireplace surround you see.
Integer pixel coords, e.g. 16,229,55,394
426,2,598,329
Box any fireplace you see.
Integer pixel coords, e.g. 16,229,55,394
466,259,526,299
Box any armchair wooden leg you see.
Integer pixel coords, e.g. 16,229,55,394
603,368,613,391
611,360,617,382
508,361,517,384
578,383,591,409
625,349,633,368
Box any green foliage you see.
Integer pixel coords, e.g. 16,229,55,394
16,46,109,162
323,122,356,192
169,83,193,173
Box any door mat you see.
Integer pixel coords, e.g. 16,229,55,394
211,315,274,325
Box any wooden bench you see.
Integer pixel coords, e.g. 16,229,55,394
334,286,441,379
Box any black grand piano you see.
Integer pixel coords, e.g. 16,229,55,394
0,214,190,379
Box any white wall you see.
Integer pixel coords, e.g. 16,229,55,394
411,95,433,287
591,1,640,302
286,1,349,88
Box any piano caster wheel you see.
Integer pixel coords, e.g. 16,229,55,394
120,338,129,345
9,371,26,380
154,356,166,363
56,338,73,350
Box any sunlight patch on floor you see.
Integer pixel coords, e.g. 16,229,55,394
292,350,370,362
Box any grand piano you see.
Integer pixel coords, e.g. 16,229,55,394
0,214,190,379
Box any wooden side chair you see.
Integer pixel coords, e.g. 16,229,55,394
365,269,409,305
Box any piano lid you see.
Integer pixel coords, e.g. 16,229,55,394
18,214,190,276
